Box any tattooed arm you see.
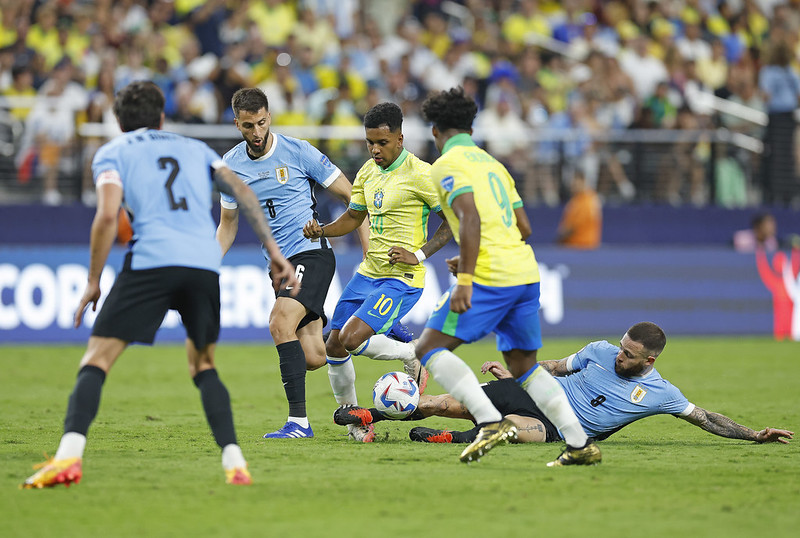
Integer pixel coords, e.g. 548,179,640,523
678,406,793,444
535,358,572,377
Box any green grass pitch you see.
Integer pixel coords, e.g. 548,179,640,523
3,336,799,537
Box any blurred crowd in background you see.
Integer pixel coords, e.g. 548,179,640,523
1,0,799,209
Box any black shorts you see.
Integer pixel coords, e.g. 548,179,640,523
274,248,336,329
92,253,220,348
482,378,562,443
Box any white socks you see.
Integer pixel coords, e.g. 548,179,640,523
352,335,416,364
521,366,588,447
426,349,502,425
327,355,358,406
288,416,309,428
54,432,86,460
221,444,247,470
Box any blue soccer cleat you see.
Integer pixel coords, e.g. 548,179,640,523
387,322,414,343
263,421,314,439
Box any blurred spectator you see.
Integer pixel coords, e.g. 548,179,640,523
619,34,668,101
644,81,678,127
758,39,800,206
502,0,551,54
18,57,87,205
248,0,296,48
474,90,529,179
676,20,712,61
696,39,729,91
733,212,779,253
2,64,36,122
557,170,602,249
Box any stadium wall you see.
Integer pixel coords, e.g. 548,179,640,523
1,204,798,246
0,243,777,343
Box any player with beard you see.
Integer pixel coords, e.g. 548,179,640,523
216,88,368,440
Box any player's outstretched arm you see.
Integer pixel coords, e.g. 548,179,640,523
536,358,572,377
389,213,453,265
679,406,794,443
327,172,370,256
75,181,123,328
304,207,367,239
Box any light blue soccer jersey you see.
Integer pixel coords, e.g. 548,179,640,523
220,134,340,263
91,128,224,272
556,340,694,440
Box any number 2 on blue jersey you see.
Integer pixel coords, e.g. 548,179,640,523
159,157,187,211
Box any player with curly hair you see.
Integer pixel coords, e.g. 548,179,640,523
414,87,601,466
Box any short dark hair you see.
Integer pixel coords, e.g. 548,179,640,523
364,102,403,131
113,81,164,132
421,87,478,132
231,87,269,118
626,322,667,357
751,212,774,229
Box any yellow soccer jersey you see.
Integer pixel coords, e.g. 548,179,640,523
431,134,539,287
350,149,440,288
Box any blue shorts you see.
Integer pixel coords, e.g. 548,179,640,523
331,273,423,334
425,282,542,351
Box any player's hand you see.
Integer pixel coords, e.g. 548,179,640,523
445,256,459,276
270,255,300,296
73,281,102,328
449,284,472,313
481,361,513,379
755,427,794,444
303,219,323,239
388,246,418,265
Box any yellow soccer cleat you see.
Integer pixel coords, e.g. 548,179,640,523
459,418,518,463
225,466,252,485
547,441,602,467
21,457,83,489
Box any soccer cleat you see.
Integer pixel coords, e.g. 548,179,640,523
409,427,454,443
333,404,374,427
225,466,253,485
459,418,518,463
546,441,602,467
387,322,414,343
403,355,429,395
263,421,314,439
348,423,375,443
21,457,82,489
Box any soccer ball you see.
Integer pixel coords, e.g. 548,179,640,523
372,371,420,419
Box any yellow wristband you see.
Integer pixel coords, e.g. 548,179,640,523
456,273,473,287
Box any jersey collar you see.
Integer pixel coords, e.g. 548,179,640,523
379,148,409,173
441,132,476,155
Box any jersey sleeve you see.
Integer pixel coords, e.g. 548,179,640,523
416,164,441,213
566,341,611,371
91,142,123,188
660,382,693,416
298,139,341,188
433,160,473,208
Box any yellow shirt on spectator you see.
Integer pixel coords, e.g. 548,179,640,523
430,134,539,287
248,2,297,47
502,13,551,45
350,149,439,289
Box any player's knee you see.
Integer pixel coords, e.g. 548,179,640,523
325,332,347,357
339,330,366,354
268,317,297,344
305,352,326,371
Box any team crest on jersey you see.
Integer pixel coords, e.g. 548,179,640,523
374,189,384,208
440,175,454,192
630,384,647,403
319,155,331,167
275,166,289,184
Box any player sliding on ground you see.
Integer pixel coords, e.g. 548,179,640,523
335,322,793,447
21,81,299,489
